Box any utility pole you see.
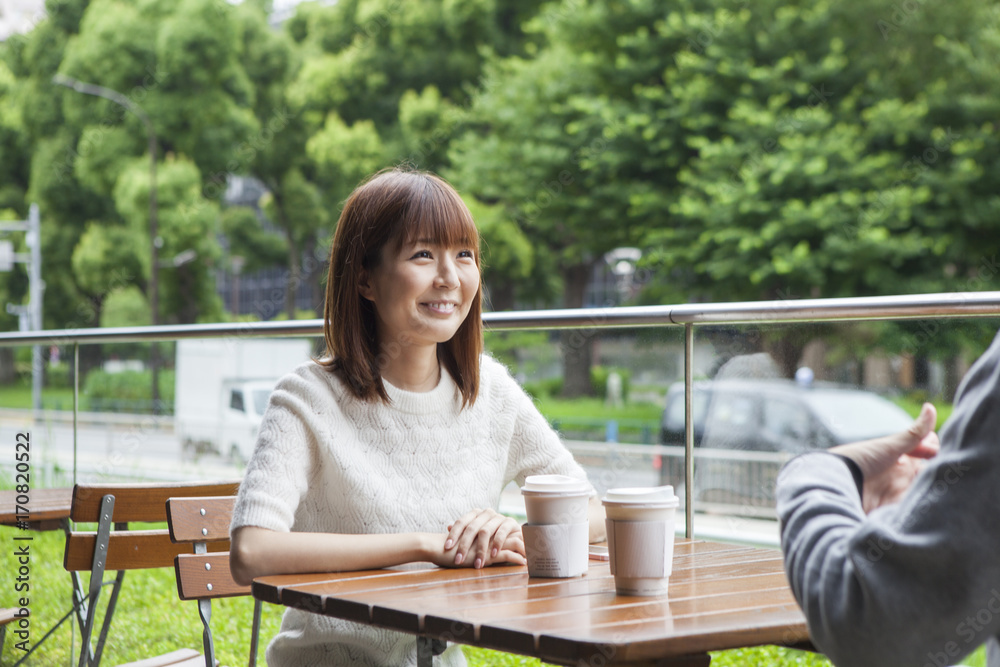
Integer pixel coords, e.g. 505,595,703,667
1,203,44,416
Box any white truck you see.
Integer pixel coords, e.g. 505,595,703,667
174,338,313,462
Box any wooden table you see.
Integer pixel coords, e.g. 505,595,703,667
0,487,73,531
253,539,812,666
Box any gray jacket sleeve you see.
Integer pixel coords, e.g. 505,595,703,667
776,331,1000,667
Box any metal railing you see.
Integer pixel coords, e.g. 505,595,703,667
3,290,1000,536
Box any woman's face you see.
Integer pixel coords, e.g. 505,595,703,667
360,236,480,352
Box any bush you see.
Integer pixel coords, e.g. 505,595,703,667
523,377,563,399
523,367,633,400
590,366,631,400
82,368,175,413
46,362,72,389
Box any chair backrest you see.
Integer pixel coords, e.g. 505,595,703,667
64,480,241,572
166,495,261,667
166,495,248,600
62,479,242,667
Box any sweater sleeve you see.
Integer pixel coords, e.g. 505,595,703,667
777,331,1000,667
231,366,323,535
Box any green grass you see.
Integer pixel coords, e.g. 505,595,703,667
892,394,954,429
534,397,663,443
533,397,663,422
0,384,78,411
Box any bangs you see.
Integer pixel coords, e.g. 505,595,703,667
401,176,480,253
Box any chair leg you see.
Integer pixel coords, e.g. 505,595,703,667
248,599,262,667
199,598,215,667
92,570,126,667
78,494,115,667
416,636,447,667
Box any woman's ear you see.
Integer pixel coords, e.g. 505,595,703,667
358,269,375,302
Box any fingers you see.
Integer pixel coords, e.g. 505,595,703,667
907,402,936,441
444,509,521,569
908,402,940,458
492,548,527,566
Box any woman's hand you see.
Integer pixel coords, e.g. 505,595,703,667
438,508,525,569
830,402,940,513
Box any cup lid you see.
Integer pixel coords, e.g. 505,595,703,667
521,474,591,495
602,486,679,507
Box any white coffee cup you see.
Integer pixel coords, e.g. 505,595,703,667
602,485,679,596
520,475,591,525
520,475,591,578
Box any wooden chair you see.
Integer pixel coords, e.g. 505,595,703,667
1,607,18,654
164,495,262,667
63,480,241,667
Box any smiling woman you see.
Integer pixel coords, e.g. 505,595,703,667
228,167,605,667
322,169,484,404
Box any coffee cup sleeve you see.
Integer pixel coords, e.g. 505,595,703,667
606,519,675,578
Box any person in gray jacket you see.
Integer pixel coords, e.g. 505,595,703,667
777,330,1000,667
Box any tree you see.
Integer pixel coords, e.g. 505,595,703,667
228,3,328,318
278,0,545,317
2,0,283,332
449,2,660,395
70,221,146,326
631,0,1000,375
113,156,223,324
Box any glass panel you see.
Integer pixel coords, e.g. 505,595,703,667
2,313,997,547
687,317,1000,543
485,325,688,521
0,336,324,487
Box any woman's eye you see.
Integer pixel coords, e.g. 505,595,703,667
410,250,432,259
458,250,474,259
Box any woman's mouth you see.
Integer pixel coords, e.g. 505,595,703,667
422,301,457,314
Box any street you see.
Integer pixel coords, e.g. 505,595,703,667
0,409,243,484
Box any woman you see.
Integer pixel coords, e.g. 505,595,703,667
230,168,604,666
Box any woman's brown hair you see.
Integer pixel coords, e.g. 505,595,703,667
320,168,483,407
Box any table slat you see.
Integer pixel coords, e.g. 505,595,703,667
0,487,73,525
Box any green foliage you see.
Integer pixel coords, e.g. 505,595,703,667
523,376,565,400
306,112,385,208
71,221,146,296
73,125,141,196
484,330,549,370
470,198,535,310
82,367,175,409
3,0,999,384
590,365,631,400
45,360,72,389
114,155,224,323
220,205,288,273
101,285,152,328
523,366,633,402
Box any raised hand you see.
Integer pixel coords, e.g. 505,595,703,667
830,402,940,512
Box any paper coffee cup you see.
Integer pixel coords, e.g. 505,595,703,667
520,475,591,525
520,475,591,578
602,486,679,596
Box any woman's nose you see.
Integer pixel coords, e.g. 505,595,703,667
435,257,459,287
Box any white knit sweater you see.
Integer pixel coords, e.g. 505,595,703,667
232,354,592,666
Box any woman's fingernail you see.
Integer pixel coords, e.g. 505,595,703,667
474,558,483,569
455,552,464,565
444,539,453,550
491,547,498,558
